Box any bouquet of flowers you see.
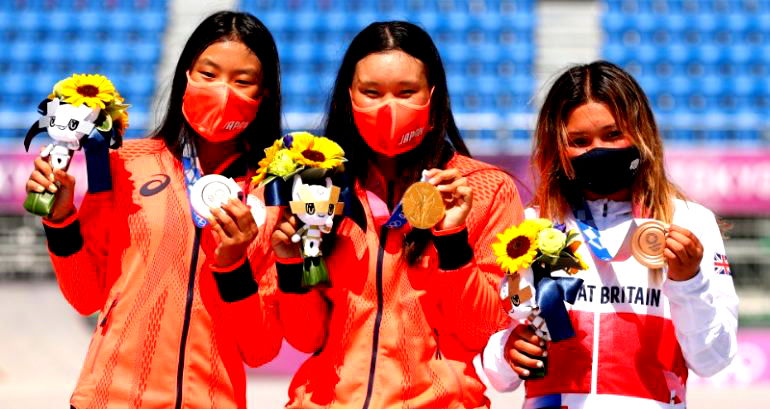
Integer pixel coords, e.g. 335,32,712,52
23,73,129,216
252,131,346,191
492,218,587,378
254,132,346,287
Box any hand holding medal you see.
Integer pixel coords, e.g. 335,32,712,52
662,224,704,281
402,168,472,230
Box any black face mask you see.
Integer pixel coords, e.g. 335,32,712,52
568,146,641,196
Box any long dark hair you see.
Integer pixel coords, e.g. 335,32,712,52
532,60,684,223
324,21,469,264
152,11,281,168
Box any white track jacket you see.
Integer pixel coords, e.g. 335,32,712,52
478,199,738,409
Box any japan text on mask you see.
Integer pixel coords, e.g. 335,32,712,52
350,89,433,157
182,72,262,142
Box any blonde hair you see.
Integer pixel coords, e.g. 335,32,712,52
531,61,685,223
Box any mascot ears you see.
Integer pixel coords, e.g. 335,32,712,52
23,98,123,152
23,98,53,152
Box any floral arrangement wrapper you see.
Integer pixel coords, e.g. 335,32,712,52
253,132,346,287
492,218,587,378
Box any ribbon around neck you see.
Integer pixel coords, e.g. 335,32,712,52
533,265,584,342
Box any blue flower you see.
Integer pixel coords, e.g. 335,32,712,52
282,134,294,149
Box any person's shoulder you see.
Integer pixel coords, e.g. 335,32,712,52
448,154,519,206
448,154,512,186
672,198,716,221
671,198,721,240
112,137,169,162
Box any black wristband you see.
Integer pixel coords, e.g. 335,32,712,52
433,228,473,270
43,219,84,257
213,260,259,302
276,261,310,294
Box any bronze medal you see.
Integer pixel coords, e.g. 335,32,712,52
631,220,668,269
401,181,445,229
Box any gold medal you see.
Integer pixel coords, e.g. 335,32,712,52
631,220,668,269
401,181,445,229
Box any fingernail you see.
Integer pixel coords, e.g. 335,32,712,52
536,360,544,368
48,173,55,181
429,178,438,185
521,369,530,377
540,341,546,347
34,185,44,193
49,184,58,193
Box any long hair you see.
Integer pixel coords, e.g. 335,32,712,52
324,21,469,264
152,11,281,168
531,60,685,223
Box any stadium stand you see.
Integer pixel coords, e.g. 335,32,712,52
602,0,770,141
239,0,537,140
0,0,167,138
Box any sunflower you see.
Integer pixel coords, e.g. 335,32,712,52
252,139,285,184
55,74,117,110
287,131,346,170
492,221,543,274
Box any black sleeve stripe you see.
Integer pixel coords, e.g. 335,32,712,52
213,260,259,302
43,219,84,257
433,228,473,271
276,262,310,294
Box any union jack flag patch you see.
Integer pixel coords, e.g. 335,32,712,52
714,253,731,275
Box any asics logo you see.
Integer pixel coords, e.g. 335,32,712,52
140,174,171,197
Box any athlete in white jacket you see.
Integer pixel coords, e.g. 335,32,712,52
479,200,738,408
479,61,738,409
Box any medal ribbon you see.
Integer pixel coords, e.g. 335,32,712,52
182,143,208,228
571,200,637,262
572,201,612,261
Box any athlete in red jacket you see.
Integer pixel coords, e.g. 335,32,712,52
25,12,284,409
270,22,525,409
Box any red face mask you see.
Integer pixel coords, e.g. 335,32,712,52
350,90,432,157
182,72,262,142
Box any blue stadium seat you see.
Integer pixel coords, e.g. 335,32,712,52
240,0,536,136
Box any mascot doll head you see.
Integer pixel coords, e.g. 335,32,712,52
24,73,129,169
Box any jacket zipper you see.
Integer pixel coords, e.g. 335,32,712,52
434,328,443,359
89,294,120,373
362,224,388,409
100,295,119,335
602,202,608,218
174,226,202,409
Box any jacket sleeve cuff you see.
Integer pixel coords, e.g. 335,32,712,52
212,258,259,302
480,327,523,392
432,227,473,270
663,269,707,303
42,214,84,257
276,258,310,294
